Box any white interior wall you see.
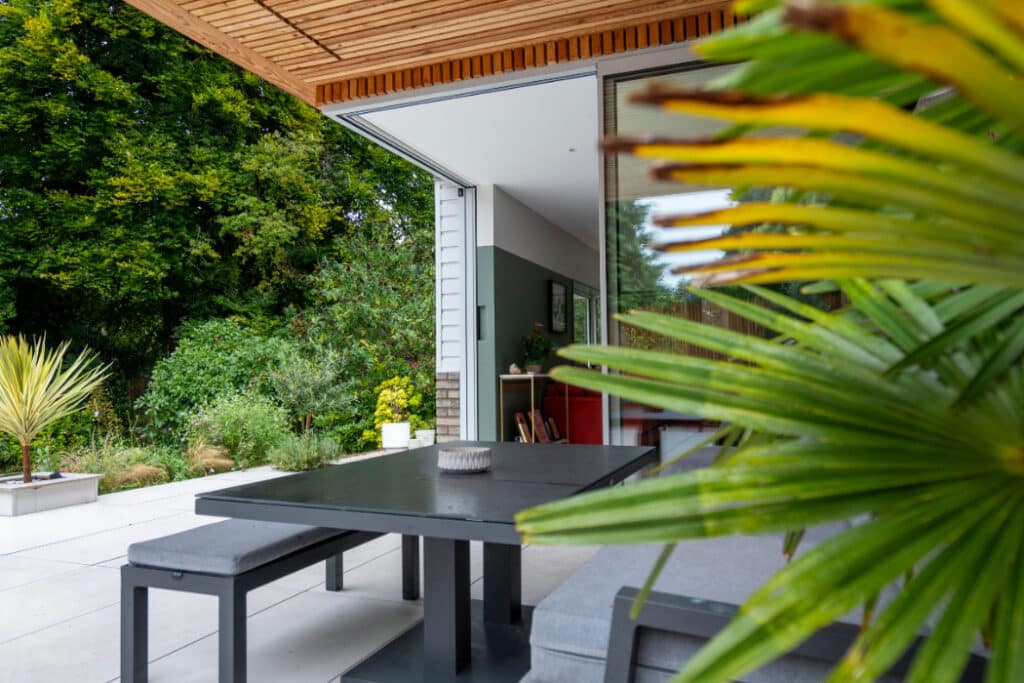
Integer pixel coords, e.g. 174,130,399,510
477,184,599,288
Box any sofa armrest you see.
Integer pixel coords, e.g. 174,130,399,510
604,586,987,683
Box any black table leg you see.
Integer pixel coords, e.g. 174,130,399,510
401,535,420,600
423,537,471,678
483,543,522,625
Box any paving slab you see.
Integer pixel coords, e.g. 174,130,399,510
0,554,83,592
142,590,424,683
0,504,186,555
16,512,215,565
0,580,305,683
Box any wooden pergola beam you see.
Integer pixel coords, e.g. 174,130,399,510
125,0,741,107
125,0,317,104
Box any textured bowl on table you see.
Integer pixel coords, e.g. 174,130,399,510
437,446,492,474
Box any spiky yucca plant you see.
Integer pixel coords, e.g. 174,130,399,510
516,1,1024,682
0,336,109,483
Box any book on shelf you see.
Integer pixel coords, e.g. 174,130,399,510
514,412,532,443
530,409,551,443
546,416,562,440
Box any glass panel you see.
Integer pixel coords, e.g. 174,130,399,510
573,293,592,344
604,64,739,451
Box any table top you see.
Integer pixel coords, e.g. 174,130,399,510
196,441,655,544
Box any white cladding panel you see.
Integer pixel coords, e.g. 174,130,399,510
435,180,467,373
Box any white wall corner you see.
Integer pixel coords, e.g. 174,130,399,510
490,185,600,287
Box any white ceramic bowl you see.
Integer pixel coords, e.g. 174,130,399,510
437,446,492,474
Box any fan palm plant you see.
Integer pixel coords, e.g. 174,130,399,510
516,1,1024,682
0,336,109,483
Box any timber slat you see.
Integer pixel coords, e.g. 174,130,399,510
134,0,737,105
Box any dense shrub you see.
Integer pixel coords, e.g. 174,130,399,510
295,236,436,452
137,319,297,439
269,347,347,432
50,440,198,494
362,376,434,448
186,392,289,467
269,431,340,471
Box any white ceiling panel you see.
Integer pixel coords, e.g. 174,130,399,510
356,76,601,248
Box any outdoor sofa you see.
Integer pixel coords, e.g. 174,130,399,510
521,448,989,683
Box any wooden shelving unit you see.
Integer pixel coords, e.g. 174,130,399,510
498,373,569,443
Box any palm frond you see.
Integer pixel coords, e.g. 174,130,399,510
516,2,1024,681
517,287,1024,681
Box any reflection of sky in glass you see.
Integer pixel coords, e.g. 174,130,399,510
642,189,734,288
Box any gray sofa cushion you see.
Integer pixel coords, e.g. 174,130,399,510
524,444,897,683
527,525,876,683
127,520,344,576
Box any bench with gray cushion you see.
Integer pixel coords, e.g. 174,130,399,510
121,520,420,683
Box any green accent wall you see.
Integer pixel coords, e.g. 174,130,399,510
476,246,575,440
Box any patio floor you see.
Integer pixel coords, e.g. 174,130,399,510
0,450,600,683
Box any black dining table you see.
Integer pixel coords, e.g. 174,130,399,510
195,441,656,682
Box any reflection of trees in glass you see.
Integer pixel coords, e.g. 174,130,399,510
610,201,674,313
734,187,843,311
573,295,589,344
610,192,839,357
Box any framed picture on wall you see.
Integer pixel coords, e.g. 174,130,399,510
549,281,567,333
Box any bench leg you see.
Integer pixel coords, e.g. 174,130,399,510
218,585,246,683
326,553,343,591
121,573,149,683
402,535,420,600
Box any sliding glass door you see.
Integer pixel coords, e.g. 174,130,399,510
603,63,737,451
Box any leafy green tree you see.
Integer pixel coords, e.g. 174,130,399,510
608,201,673,313
269,347,346,433
297,230,436,450
0,0,434,385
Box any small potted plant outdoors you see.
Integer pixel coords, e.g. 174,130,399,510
522,322,556,374
0,335,109,515
368,377,427,449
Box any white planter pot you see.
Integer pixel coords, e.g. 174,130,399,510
415,429,436,445
0,473,101,516
381,422,411,449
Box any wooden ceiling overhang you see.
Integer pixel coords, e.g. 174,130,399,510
125,0,744,107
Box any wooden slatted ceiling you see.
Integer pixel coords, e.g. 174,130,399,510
125,0,741,106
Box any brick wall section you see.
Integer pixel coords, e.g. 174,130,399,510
435,371,461,442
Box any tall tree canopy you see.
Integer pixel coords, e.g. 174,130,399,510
0,0,434,381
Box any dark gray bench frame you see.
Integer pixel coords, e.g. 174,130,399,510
122,532,420,683
604,586,987,683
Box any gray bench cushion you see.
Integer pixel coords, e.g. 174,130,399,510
127,520,345,576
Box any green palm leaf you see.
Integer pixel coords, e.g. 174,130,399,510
516,2,1024,681
517,287,1024,681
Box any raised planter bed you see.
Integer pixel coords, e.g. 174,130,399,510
0,473,101,516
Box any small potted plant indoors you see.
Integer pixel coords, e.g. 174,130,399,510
522,322,556,374
0,335,109,516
